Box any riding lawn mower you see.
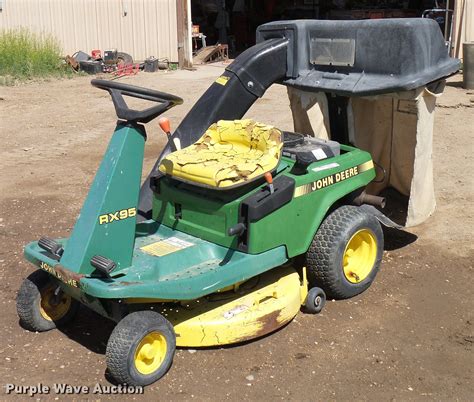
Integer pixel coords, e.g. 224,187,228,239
16,19,458,386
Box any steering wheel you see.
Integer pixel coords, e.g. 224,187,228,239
91,79,183,124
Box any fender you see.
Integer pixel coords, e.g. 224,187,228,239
357,204,402,229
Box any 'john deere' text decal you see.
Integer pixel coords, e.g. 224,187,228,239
294,161,374,198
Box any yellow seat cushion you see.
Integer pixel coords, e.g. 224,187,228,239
159,119,283,188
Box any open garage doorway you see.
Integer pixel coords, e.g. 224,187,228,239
189,1,457,61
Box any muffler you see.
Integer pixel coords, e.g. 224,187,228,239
352,190,386,209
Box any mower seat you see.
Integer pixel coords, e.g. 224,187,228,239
159,119,283,189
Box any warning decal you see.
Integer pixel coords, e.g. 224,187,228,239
141,237,194,257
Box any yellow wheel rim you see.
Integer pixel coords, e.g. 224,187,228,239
343,229,377,284
39,284,72,321
134,332,168,375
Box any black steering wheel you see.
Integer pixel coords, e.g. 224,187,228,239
91,79,183,124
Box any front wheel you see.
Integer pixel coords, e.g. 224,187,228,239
305,287,326,314
306,205,384,299
106,311,176,386
16,270,79,332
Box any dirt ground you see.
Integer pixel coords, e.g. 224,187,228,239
0,66,472,401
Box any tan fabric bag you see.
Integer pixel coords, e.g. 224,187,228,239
287,82,445,227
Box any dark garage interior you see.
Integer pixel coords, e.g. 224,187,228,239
191,0,453,56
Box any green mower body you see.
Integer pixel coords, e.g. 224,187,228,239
24,119,375,309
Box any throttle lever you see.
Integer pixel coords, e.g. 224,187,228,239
159,117,181,152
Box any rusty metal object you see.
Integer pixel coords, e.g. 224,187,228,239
252,309,289,339
353,190,386,208
111,281,143,287
193,44,229,65
52,265,84,288
65,55,79,71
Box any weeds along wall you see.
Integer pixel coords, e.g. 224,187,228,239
0,29,64,79
0,0,178,62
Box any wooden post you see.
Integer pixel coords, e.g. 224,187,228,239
176,0,192,68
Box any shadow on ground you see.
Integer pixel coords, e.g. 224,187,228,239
59,306,115,355
383,226,417,251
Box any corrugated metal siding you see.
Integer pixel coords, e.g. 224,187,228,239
0,0,178,61
453,0,474,60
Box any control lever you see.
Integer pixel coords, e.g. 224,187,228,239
264,172,274,194
227,223,246,236
159,117,181,152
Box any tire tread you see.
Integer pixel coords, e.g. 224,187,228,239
106,311,175,386
306,205,383,299
17,270,78,332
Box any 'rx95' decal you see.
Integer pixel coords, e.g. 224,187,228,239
99,207,137,225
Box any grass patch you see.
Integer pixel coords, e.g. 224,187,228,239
0,28,71,82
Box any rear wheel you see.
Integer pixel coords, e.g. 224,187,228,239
16,270,79,332
306,205,383,299
106,311,176,386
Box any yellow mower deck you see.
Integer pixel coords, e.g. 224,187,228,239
157,266,306,347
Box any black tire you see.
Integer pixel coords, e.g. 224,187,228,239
16,270,79,332
117,52,133,65
305,287,326,314
106,311,176,386
306,205,383,300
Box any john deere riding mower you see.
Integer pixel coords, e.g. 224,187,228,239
16,19,458,386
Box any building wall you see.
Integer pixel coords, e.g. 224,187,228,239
0,0,178,62
453,0,474,60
